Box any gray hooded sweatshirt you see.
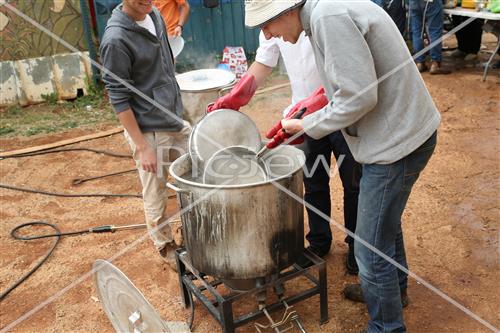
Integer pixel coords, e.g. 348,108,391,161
100,5,183,132
300,0,441,164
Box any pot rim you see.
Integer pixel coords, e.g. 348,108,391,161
169,149,305,189
176,69,235,93
179,82,234,93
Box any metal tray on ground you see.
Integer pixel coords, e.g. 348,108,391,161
93,260,171,333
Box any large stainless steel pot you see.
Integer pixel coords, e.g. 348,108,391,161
168,145,305,289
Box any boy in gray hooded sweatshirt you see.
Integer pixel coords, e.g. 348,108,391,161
100,0,191,269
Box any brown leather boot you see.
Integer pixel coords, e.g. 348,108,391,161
416,62,428,73
343,283,409,308
429,61,451,75
159,242,178,272
171,219,184,247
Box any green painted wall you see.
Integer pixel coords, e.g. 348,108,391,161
0,0,87,61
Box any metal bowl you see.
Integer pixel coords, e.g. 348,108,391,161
202,145,268,185
188,109,262,166
168,36,185,58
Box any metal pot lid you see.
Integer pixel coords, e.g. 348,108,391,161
203,146,268,185
168,36,184,58
93,260,170,333
176,69,235,92
189,109,262,165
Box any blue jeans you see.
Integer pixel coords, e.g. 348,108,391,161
354,132,437,333
303,131,361,253
410,0,444,63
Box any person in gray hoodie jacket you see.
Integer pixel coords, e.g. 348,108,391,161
246,0,440,332
100,0,191,269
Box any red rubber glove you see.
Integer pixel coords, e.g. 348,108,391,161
266,129,305,149
206,74,257,113
265,87,328,149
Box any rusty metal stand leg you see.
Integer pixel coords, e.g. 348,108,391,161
221,300,235,333
318,261,329,325
176,249,190,309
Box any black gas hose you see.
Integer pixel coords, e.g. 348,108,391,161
0,221,146,301
0,147,131,160
0,183,142,198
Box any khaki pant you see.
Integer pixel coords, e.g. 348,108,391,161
124,122,191,251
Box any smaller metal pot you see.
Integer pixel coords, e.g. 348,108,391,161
176,69,235,125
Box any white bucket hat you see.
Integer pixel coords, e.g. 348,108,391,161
245,0,306,28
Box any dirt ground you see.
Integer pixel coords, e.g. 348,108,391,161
1,45,499,332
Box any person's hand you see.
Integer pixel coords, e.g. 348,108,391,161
137,143,157,173
285,87,328,119
206,74,257,113
265,87,328,148
265,119,304,149
173,25,182,37
281,119,304,134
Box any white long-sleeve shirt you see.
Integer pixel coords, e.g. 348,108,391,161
255,31,322,115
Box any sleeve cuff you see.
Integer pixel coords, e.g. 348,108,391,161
112,100,130,113
302,113,327,140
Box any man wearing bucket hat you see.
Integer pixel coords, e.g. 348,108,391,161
245,0,440,332
207,30,361,275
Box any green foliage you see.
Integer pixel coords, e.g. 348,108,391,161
41,92,59,105
0,92,117,138
85,76,102,98
5,106,23,116
25,125,58,136
0,127,15,135
1,76,114,138
62,120,78,129
68,76,105,109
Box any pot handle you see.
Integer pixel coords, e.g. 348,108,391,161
205,85,235,113
218,85,233,97
205,84,234,114
166,182,194,213
167,182,189,194
205,103,213,115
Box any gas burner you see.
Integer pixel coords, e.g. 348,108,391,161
176,248,329,333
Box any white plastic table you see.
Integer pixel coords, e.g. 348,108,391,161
444,8,500,80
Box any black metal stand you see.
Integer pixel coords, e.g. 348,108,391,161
175,248,329,333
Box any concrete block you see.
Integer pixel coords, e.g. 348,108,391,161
0,61,19,106
15,56,56,105
0,51,94,106
52,52,87,99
